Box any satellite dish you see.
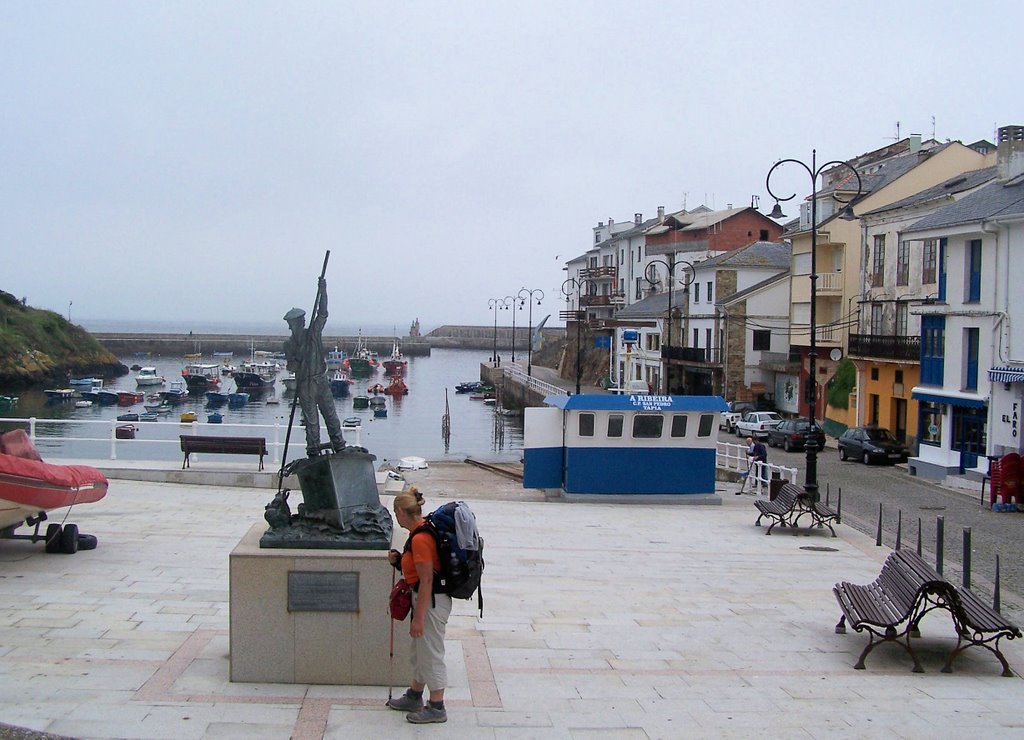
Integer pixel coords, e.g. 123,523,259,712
829,348,843,362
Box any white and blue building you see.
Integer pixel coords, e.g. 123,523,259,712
523,394,728,501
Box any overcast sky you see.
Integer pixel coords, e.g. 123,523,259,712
2,1,1019,334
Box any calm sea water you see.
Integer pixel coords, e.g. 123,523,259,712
1,348,523,466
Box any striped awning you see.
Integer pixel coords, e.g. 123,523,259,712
989,366,1024,383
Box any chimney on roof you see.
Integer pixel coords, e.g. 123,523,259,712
997,125,1024,181
909,134,922,153
657,205,665,221
634,212,642,226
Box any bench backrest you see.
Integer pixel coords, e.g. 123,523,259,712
880,549,951,614
774,483,803,508
179,435,267,452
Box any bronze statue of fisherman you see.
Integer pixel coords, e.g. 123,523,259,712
282,277,346,457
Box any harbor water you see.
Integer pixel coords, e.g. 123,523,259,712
0,348,524,466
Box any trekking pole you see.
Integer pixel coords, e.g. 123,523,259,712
386,564,397,705
277,250,331,495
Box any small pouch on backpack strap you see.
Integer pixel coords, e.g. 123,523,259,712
389,578,412,621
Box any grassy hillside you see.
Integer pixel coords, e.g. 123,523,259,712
0,290,126,389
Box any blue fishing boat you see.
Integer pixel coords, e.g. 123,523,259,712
228,392,250,408
206,391,229,405
207,412,224,424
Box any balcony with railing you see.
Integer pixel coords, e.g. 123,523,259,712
580,292,625,307
580,265,617,279
848,333,921,361
662,345,722,365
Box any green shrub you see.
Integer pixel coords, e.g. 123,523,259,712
827,358,855,409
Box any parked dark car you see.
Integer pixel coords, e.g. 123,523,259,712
766,418,827,452
837,426,909,464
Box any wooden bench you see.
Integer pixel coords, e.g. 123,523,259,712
179,435,268,471
834,548,1021,675
754,483,801,534
944,581,1022,677
833,548,954,672
753,482,839,536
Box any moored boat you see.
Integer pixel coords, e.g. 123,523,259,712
116,413,141,422
0,396,18,410
352,395,369,409
347,336,378,377
69,377,102,388
75,400,93,408
382,340,407,376
207,412,224,424
228,392,250,407
160,380,189,404
180,412,198,423
373,406,388,418
95,389,120,406
115,424,136,440
329,369,351,398
384,376,408,396
206,391,229,405
117,391,144,406
182,363,222,393
44,389,76,403
134,367,165,387
232,360,279,391
326,347,347,371
368,395,386,408
138,411,159,422
342,416,361,428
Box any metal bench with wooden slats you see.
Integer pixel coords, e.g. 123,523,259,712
179,435,268,471
944,583,1022,677
753,483,801,534
833,548,956,673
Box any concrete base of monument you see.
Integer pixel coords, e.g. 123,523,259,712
229,523,412,685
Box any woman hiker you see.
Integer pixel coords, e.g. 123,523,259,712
386,487,451,724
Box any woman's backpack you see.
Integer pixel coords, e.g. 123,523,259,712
413,501,484,616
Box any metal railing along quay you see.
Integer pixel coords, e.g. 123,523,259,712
0,416,365,464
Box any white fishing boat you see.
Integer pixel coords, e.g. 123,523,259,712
134,367,165,387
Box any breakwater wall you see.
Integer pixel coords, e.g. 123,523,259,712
92,333,431,358
92,325,566,357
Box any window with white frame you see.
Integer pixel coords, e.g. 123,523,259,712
922,239,937,283
896,240,909,286
896,303,908,336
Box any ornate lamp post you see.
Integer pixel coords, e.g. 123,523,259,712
488,297,506,364
766,150,862,501
644,258,694,394
518,287,545,376
502,295,518,363
561,277,596,395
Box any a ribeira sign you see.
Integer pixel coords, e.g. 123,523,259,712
630,395,674,410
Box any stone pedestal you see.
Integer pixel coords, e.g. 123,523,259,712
230,523,411,685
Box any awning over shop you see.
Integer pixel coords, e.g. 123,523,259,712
989,366,1024,383
911,387,988,409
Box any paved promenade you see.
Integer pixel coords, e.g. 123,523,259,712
1,462,1022,739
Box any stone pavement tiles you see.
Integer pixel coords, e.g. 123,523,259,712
0,472,1021,739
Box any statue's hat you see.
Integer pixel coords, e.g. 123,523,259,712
283,307,306,322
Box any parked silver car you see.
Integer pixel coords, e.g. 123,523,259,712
735,411,783,439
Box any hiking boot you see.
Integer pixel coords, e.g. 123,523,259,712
386,690,423,712
406,705,447,724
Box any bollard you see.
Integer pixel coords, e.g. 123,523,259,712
876,503,883,547
825,482,830,507
837,487,842,523
917,518,922,556
936,516,944,575
962,527,971,590
896,510,902,550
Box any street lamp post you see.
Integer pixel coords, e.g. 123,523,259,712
488,297,505,364
644,258,694,394
766,150,862,502
502,295,518,363
518,287,545,376
561,277,595,395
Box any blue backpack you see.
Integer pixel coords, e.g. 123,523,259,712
414,501,484,616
